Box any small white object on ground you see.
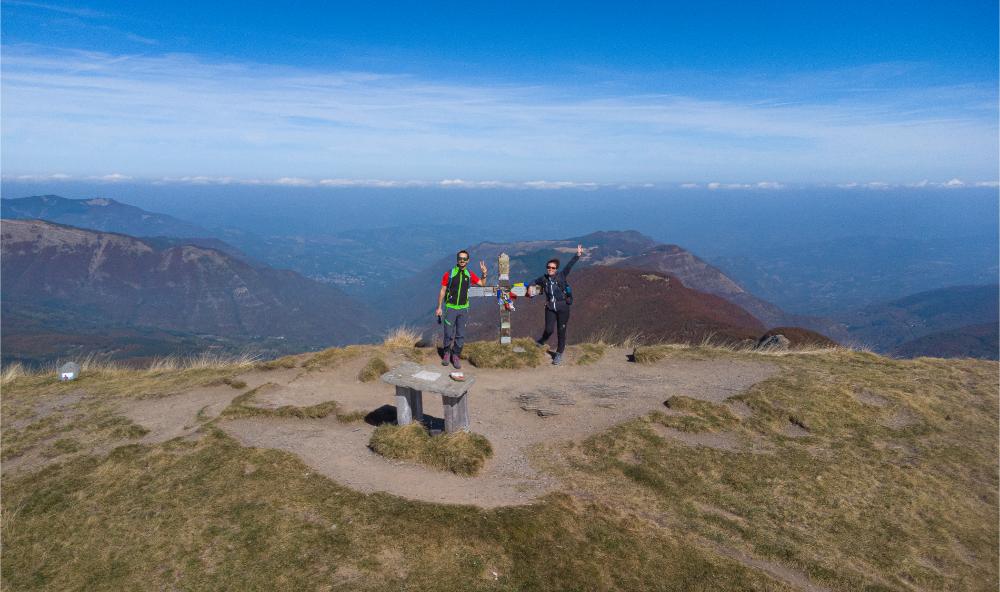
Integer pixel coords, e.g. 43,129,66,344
58,361,80,381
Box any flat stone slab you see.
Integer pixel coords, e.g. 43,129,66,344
381,362,475,397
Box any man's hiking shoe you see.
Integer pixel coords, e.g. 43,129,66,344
441,351,450,366
451,353,462,369
534,340,546,349
552,353,563,365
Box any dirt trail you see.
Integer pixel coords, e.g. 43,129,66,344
207,347,777,507
122,384,239,444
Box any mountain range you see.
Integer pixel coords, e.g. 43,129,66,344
377,230,846,342
842,284,999,358
1,195,475,297
458,266,768,346
1,195,212,239
2,195,995,362
1,219,376,365
893,323,998,360
710,234,999,316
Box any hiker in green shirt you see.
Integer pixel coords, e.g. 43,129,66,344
436,250,488,369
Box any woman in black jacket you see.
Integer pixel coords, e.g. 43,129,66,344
527,244,582,365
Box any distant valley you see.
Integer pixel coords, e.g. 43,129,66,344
841,284,999,359
2,195,996,364
710,234,998,316
1,195,477,297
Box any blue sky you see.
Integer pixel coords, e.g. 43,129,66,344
2,1,997,185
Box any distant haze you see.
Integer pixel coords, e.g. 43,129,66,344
3,180,995,255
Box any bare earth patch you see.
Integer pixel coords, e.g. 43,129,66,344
31,390,87,422
854,388,890,407
880,407,923,430
218,347,777,507
783,421,811,438
241,356,379,413
120,385,242,443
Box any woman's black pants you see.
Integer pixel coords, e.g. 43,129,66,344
540,306,571,353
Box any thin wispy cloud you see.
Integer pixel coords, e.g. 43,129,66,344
3,0,105,18
4,0,160,54
122,32,158,46
2,45,996,182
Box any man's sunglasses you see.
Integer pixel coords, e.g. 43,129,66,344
546,265,557,270
457,257,469,262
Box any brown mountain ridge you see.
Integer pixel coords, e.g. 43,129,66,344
460,266,767,346
1,220,377,363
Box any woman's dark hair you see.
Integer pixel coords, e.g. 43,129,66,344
547,258,560,268
457,250,470,260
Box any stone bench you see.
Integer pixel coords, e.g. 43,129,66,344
380,362,475,433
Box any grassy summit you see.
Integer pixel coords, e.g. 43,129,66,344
1,344,996,591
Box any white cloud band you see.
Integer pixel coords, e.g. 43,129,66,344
2,46,997,183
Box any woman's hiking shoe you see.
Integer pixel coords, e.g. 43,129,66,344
552,353,563,365
441,351,450,366
451,353,462,369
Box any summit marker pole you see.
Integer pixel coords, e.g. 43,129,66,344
468,252,528,346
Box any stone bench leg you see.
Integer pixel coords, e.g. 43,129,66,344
395,386,423,426
442,393,469,433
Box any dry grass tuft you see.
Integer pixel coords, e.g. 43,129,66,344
71,351,262,374
220,384,341,420
574,342,607,365
256,355,300,371
142,352,261,372
368,423,493,476
463,339,544,369
358,357,390,382
223,377,247,389
633,341,848,364
399,347,427,363
632,344,684,364
334,410,368,423
617,332,646,351
382,326,423,348
1,362,28,385
302,346,364,371
656,396,740,432
584,328,645,350
2,352,260,384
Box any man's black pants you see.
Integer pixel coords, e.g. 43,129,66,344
539,306,570,353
